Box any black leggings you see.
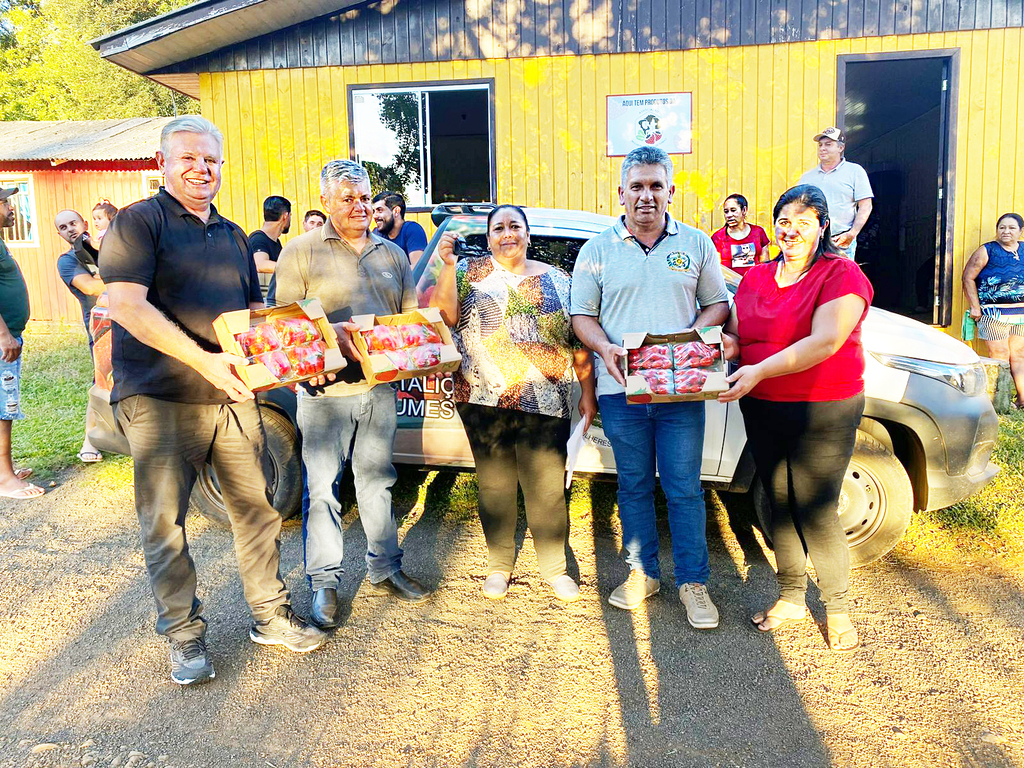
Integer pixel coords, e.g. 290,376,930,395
739,394,864,614
457,402,571,581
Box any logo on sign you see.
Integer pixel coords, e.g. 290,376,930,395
635,114,664,146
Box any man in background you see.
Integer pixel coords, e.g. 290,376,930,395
797,127,873,260
0,187,43,499
249,195,292,275
54,209,105,463
371,191,427,264
303,210,326,232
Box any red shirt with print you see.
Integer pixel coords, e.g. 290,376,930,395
735,256,874,402
711,225,771,275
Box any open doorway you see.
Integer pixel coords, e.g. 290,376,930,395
837,52,958,326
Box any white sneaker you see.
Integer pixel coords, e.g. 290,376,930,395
482,572,510,599
679,583,720,629
548,574,580,602
608,570,660,610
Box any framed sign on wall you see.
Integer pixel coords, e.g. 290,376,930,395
606,93,693,156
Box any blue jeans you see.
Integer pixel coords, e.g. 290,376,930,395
297,386,403,588
598,393,709,586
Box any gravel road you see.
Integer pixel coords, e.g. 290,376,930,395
0,463,1021,768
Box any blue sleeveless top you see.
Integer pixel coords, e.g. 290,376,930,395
977,241,1024,306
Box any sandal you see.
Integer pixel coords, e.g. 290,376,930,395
0,483,45,499
827,624,860,652
77,450,102,463
482,572,510,600
14,468,32,481
751,607,809,633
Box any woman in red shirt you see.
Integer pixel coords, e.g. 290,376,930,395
711,193,772,276
718,184,873,652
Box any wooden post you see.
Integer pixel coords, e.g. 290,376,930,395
980,357,1014,414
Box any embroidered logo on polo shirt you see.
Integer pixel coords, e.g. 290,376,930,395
382,271,394,279
665,251,691,272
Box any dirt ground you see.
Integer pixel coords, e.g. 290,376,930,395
0,464,1021,768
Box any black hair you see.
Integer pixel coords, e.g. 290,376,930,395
372,191,406,218
724,193,748,211
263,195,291,222
771,184,842,271
303,209,326,223
92,200,118,219
486,204,530,234
996,212,1024,230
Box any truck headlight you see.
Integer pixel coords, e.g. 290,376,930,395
870,353,988,397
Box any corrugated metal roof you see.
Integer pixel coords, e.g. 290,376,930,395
0,117,176,162
92,0,362,82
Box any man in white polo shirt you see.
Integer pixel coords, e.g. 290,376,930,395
798,127,873,260
570,146,730,628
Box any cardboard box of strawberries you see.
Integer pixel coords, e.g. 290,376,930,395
213,299,347,391
621,326,728,403
348,306,462,385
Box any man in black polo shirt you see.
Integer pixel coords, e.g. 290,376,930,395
100,116,325,686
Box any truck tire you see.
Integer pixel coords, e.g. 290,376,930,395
751,431,913,569
189,406,302,527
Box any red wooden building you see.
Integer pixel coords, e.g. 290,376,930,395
0,118,173,323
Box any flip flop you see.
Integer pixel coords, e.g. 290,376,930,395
0,483,44,499
14,468,32,481
827,624,860,652
77,450,103,463
752,609,809,633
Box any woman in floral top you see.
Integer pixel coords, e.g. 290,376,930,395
432,205,597,602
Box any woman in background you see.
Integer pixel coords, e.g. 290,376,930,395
962,213,1024,408
711,193,771,276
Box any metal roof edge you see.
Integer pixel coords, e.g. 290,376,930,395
90,0,266,52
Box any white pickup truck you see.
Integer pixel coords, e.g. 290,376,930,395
87,204,1000,569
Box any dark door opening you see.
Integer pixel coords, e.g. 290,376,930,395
839,53,955,325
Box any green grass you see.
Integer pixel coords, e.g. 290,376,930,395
902,409,1024,564
10,323,95,479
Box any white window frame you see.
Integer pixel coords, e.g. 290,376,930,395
349,81,495,210
0,176,38,247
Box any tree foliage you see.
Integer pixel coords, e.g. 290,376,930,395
0,0,198,120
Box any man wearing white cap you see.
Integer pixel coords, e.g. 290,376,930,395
798,127,873,260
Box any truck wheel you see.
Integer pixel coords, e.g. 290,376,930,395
750,431,913,569
189,407,302,527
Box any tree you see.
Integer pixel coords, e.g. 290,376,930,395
0,0,198,120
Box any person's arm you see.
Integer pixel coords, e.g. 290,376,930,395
253,250,277,274
0,312,21,363
429,232,460,326
718,293,867,402
962,245,989,321
70,273,106,297
406,221,428,266
720,304,740,361
833,198,872,248
106,281,253,402
572,315,626,387
573,346,597,432
692,301,731,329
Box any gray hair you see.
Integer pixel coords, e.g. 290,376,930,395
320,159,370,197
620,146,674,188
160,116,224,155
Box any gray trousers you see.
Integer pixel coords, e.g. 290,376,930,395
115,395,290,641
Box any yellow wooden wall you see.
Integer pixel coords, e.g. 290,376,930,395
201,28,1024,332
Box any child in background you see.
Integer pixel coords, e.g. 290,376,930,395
91,200,118,243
